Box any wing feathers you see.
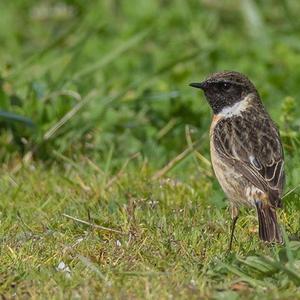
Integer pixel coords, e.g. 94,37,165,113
213,107,285,207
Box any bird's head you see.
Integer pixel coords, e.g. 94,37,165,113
190,71,258,114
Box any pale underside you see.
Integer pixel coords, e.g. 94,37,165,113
210,138,263,208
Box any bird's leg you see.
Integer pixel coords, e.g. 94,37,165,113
228,205,239,252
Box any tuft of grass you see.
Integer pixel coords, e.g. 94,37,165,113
0,0,300,298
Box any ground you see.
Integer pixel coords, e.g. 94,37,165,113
0,1,300,299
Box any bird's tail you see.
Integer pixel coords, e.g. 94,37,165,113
255,202,283,243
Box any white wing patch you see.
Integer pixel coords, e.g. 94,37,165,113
249,155,261,170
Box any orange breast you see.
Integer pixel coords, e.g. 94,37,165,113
210,114,223,137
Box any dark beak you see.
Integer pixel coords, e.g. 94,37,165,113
189,82,207,90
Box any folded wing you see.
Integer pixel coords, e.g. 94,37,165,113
213,111,285,207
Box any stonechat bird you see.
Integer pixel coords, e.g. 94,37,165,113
190,71,285,249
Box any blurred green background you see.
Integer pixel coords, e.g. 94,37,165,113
1,1,300,298
0,0,300,172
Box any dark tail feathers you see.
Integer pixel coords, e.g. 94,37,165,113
255,202,283,243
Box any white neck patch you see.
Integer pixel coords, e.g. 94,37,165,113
217,94,252,118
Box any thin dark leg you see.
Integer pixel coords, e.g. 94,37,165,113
228,215,239,251
228,206,239,251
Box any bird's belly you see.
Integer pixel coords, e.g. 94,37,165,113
210,140,254,208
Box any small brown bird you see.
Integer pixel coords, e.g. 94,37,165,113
190,71,285,249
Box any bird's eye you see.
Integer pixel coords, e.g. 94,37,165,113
215,82,231,92
222,82,230,90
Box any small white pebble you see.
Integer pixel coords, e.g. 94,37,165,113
57,261,67,270
56,261,71,278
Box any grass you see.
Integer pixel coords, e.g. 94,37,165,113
0,0,300,299
1,162,300,299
